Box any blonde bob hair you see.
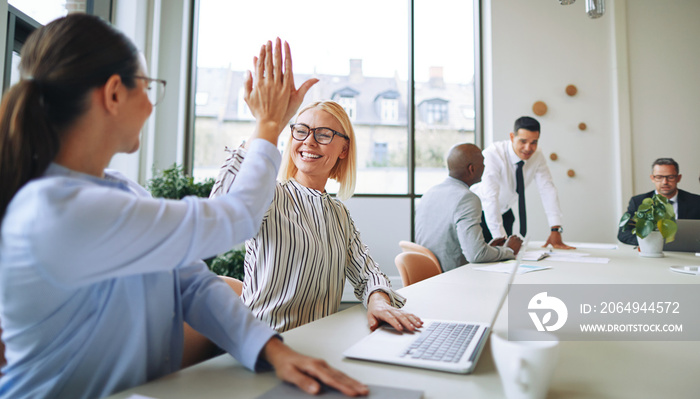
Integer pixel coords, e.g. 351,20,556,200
279,100,357,200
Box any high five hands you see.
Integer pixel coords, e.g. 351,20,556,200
244,38,318,145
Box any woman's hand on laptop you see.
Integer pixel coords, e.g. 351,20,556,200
263,337,369,397
367,291,423,332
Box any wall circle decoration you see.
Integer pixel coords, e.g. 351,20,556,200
578,122,587,131
532,101,548,116
566,84,578,96
550,153,558,161
567,169,576,178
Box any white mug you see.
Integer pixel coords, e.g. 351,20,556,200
490,330,559,399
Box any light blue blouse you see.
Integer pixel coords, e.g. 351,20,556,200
0,139,280,399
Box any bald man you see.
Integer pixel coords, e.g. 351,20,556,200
415,144,523,272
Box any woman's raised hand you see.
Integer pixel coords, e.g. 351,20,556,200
245,38,318,145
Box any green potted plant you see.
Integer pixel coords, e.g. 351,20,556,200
619,194,677,257
147,164,246,279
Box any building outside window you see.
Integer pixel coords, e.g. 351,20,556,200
380,96,399,124
336,95,357,122
191,0,477,201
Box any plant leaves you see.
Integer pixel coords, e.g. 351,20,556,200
665,203,676,219
619,213,631,228
636,219,654,238
638,202,651,212
658,219,678,243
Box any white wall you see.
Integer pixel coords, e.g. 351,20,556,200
342,197,412,280
481,0,700,244
485,0,619,243
626,1,700,194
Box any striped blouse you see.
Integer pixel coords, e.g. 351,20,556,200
211,146,406,332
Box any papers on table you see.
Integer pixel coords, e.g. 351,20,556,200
474,262,551,274
521,249,611,264
544,251,610,264
669,266,700,275
522,250,550,261
529,241,619,250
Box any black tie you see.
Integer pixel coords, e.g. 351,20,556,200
516,160,526,236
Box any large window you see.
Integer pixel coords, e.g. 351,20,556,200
192,0,478,199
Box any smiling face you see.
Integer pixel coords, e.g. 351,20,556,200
290,108,349,191
509,128,540,160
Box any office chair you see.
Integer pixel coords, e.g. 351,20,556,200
398,240,441,271
181,276,243,368
394,252,442,287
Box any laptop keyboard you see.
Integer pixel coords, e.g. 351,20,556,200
400,322,478,363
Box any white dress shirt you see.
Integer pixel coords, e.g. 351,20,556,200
211,146,405,332
471,140,563,238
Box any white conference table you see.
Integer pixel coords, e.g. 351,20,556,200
108,246,700,398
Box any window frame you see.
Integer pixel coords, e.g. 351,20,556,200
3,1,114,93
185,0,483,241
3,5,40,93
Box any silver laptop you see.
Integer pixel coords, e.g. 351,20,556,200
664,219,700,252
343,251,523,374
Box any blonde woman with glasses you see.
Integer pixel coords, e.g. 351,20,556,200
211,100,422,334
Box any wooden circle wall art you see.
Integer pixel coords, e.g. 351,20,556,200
578,122,587,131
532,101,548,116
566,84,578,96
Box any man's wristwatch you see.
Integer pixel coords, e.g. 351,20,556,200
551,227,563,233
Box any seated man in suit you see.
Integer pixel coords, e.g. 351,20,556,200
415,143,523,272
618,157,700,245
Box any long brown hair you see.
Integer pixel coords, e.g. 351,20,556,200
0,13,140,220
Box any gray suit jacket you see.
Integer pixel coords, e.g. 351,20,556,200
415,177,514,272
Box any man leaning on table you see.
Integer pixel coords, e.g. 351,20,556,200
415,144,523,272
471,116,575,250
618,157,700,245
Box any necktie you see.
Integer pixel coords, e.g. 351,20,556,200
516,160,526,236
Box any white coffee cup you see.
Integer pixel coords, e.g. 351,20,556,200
490,330,559,399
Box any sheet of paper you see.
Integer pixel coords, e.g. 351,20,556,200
522,250,549,261
529,241,618,250
474,262,551,274
545,255,610,264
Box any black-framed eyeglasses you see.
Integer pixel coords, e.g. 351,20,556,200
134,76,167,106
652,174,679,182
290,123,349,145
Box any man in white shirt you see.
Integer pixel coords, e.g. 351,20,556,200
471,116,574,249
